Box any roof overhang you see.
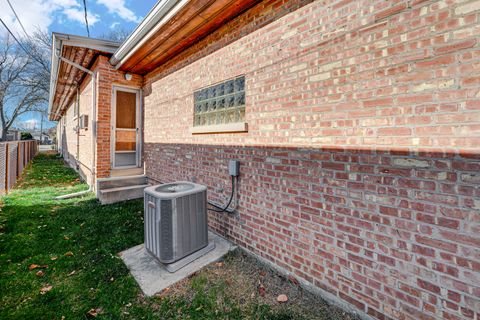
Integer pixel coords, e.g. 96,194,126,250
110,0,262,75
48,33,120,121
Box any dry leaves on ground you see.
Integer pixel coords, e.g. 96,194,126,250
86,308,103,318
28,264,39,270
40,285,52,295
35,270,45,277
28,264,48,271
277,294,288,303
64,251,74,257
155,287,170,299
258,283,266,297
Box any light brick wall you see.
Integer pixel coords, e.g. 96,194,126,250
142,0,480,319
57,78,94,185
77,77,94,185
62,101,77,166
144,0,480,152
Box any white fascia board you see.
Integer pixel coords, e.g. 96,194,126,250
110,0,189,69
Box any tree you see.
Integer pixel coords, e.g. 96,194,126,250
20,131,33,140
0,30,50,141
98,28,132,42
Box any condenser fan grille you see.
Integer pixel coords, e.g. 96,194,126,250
155,183,195,193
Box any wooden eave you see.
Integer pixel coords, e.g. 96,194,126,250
118,0,261,75
50,46,111,121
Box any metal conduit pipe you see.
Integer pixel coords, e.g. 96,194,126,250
75,87,80,168
54,51,97,200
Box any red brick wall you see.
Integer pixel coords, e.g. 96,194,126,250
146,144,479,320
142,0,480,319
94,56,143,178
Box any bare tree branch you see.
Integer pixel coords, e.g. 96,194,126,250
97,28,131,42
0,31,50,140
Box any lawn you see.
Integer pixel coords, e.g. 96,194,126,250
0,153,356,319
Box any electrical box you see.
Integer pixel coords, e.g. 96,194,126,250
228,160,240,176
79,114,89,130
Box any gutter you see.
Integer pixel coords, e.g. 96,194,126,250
109,0,187,69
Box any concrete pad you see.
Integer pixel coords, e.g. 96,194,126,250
119,232,236,296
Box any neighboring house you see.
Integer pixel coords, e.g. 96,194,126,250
32,131,53,144
5,129,20,141
48,1,480,320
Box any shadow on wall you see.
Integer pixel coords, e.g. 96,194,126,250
59,125,90,183
61,125,69,161
60,125,76,167
144,142,479,320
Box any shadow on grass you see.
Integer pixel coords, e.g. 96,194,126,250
0,154,316,319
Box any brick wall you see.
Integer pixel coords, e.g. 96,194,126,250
145,144,479,320
62,101,77,166
144,0,480,151
57,76,94,184
77,77,94,185
142,0,480,319
92,56,143,179
56,55,143,183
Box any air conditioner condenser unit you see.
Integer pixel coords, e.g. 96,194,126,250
144,181,215,272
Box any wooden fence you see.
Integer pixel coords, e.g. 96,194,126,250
0,140,39,195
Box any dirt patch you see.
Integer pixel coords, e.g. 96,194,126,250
158,249,360,320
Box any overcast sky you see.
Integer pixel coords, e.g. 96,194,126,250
1,0,157,130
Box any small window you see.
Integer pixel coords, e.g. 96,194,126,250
193,76,245,127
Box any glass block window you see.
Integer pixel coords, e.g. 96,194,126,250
193,75,245,127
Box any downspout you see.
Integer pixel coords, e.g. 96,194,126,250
54,52,97,200
75,87,80,168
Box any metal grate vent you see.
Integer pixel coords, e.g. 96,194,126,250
159,200,173,261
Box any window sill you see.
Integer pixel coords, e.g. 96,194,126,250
191,122,248,134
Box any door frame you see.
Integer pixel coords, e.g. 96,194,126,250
111,85,142,169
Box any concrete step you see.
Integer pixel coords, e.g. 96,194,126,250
97,175,148,190
99,184,149,205
111,167,144,177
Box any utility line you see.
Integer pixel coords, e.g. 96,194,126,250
83,0,90,37
0,18,30,54
6,0,29,38
0,17,47,73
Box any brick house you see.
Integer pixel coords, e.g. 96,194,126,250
49,0,480,319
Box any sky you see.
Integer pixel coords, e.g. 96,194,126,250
0,0,157,130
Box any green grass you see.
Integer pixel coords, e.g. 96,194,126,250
0,154,311,319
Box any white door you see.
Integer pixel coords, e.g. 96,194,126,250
112,87,141,168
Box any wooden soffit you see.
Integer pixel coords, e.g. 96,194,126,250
118,0,262,75
49,32,120,121
51,46,95,120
